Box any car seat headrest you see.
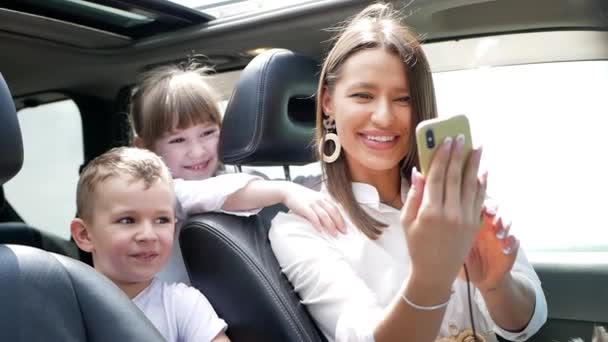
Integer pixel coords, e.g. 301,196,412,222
219,49,320,166
0,73,23,186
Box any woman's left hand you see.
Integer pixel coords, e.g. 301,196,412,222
459,202,520,292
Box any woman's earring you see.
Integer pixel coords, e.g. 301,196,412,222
320,115,341,163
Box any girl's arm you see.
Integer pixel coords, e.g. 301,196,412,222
175,174,345,235
223,179,346,236
174,173,262,217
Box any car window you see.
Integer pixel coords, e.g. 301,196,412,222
4,100,83,239
212,31,608,253
433,60,607,252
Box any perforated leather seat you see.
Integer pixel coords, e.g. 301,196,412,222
180,49,327,342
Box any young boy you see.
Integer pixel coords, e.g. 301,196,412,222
71,147,229,342
71,147,345,341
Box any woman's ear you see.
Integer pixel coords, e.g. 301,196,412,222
70,218,94,253
133,136,144,148
321,86,334,119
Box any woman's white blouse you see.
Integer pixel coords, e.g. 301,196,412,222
269,180,547,342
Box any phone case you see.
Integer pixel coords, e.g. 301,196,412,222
415,114,473,175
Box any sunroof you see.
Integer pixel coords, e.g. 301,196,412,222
1,0,213,39
168,0,332,20
42,0,156,28
1,0,332,40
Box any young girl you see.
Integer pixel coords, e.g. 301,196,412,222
129,61,345,285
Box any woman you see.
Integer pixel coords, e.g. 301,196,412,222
269,3,547,342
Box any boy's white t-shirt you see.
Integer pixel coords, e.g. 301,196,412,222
133,278,227,342
158,173,261,285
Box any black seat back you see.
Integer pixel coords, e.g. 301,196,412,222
0,245,165,342
180,49,325,341
0,221,80,257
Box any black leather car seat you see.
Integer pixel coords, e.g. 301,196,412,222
0,244,167,342
180,49,327,342
0,72,165,342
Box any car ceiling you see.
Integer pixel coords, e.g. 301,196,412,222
0,0,606,107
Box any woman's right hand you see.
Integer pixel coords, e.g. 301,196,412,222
400,135,487,290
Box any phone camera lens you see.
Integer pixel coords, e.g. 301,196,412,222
425,129,435,148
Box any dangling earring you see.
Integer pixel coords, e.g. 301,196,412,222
319,114,341,163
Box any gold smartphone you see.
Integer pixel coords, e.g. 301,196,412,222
415,114,473,175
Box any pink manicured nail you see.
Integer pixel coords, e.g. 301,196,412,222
502,236,518,254
484,201,497,216
456,134,465,149
443,136,453,151
496,227,507,239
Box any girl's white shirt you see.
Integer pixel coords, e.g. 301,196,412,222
269,179,547,342
158,173,261,285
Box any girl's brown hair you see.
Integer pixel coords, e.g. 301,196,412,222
316,2,438,239
130,61,222,149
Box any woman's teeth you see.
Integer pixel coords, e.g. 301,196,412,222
365,135,396,142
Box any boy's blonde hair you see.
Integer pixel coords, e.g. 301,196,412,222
76,147,174,221
130,61,222,149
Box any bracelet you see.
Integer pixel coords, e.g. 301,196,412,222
401,290,453,311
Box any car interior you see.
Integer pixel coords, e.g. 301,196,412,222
1,0,607,341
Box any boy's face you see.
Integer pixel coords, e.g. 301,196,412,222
153,122,220,180
83,175,175,287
